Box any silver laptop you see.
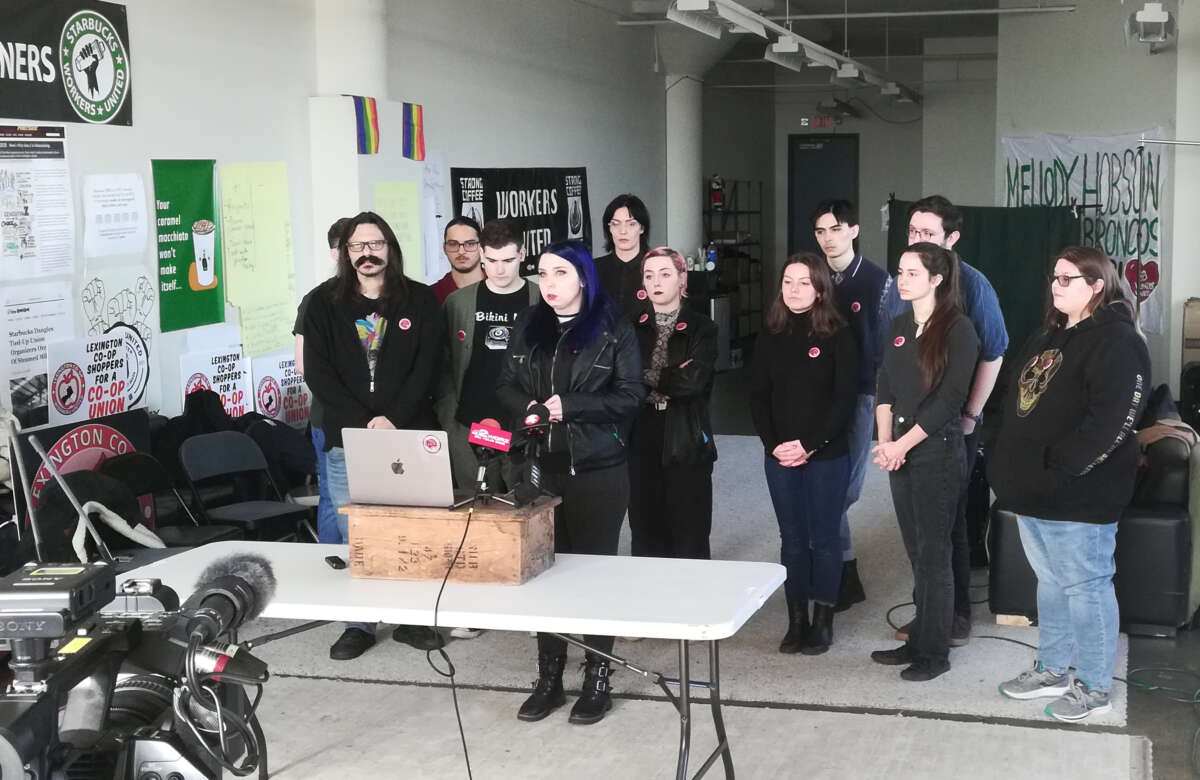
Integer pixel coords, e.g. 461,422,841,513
343,428,455,507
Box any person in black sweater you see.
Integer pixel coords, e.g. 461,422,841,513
991,247,1149,722
594,193,651,318
869,243,979,681
302,211,445,661
497,240,644,726
751,252,858,655
628,246,718,559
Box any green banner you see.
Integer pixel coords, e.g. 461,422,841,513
152,159,224,332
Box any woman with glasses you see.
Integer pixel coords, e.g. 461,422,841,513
991,247,1148,722
869,243,979,681
752,253,858,656
595,194,652,317
497,240,644,725
628,247,718,560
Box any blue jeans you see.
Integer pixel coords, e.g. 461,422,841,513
325,446,373,634
310,427,339,544
764,454,850,606
839,393,876,561
1016,514,1119,692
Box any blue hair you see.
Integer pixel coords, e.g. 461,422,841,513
524,240,616,352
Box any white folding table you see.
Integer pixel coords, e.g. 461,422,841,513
120,541,785,779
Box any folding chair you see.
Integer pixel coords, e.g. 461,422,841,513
99,451,242,546
179,431,309,541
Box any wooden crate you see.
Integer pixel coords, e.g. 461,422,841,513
343,496,559,585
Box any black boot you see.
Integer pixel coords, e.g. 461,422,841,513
568,655,613,725
517,653,567,722
835,559,866,612
801,603,834,655
779,598,810,654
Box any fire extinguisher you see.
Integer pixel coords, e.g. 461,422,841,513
710,174,725,211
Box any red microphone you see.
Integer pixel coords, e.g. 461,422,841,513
468,418,513,453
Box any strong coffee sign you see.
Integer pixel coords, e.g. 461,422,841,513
0,1,133,126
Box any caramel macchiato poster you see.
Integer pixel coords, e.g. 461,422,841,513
151,159,224,332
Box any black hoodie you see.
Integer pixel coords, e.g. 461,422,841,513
988,303,1150,525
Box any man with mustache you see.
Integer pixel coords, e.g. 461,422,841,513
431,216,485,304
302,211,445,660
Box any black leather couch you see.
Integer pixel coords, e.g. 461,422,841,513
988,436,1195,637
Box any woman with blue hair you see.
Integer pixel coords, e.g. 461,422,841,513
498,240,645,725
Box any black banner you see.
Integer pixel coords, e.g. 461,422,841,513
450,167,590,275
1,0,133,126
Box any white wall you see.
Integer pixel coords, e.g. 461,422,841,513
1,0,318,419
378,0,667,268
703,61,775,267
921,37,997,207
995,0,1179,385
1171,2,1200,393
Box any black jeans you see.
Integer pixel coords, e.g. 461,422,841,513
536,463,630,660
890,423,967,664
628,407,714,559
952,428,981,618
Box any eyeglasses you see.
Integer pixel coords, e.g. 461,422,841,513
608,219,640,232
346,239,387,252
907,227,941,242
444,239,480,251
1049,274,1087,287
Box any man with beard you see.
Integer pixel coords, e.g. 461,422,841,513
303,211,446,660
431,216,484,304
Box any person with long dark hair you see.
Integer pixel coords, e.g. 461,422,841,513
628,246,718,559
751,253,858,656
870,243,979,681
594,194,652,317
497,240,644,725
992,247,1148,721
302,211,445,660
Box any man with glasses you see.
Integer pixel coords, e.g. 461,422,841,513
879,194,1009,649
303,210,446,660
431,216,484,304
595,193,652,316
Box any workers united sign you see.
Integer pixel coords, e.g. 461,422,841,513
0,1,133,126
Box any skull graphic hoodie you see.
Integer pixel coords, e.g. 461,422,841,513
987,302,1150,525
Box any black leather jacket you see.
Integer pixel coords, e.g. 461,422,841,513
632,305,719,466
497,310,645,473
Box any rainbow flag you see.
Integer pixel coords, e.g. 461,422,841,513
402,102,425,161
353,96,380,155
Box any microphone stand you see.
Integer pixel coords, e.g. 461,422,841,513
451,450,516,510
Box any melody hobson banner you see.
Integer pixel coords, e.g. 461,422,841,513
152,159,224,332
0,0,133,126
1001,129,1165,333
451,167,590,275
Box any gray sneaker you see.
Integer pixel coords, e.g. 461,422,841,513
1044,679,1112,722
999,662,1071,700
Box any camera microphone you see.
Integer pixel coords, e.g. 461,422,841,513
181,553,277,643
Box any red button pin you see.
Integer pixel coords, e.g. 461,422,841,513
636,289,648,300
851,301,861,313
456,329,466,341
638,313,649,324
808,347,820,358
675,322,687,331
894,336,905,347
399,318,412,331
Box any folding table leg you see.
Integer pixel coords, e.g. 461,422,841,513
676,639,691,780
708,640,734,778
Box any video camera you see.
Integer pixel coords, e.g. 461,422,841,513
0,553,276,780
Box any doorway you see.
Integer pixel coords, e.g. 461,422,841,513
787,134,859,255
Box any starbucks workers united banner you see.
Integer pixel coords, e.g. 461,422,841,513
0,0,133,125
152,160,224,332
451,167,590,276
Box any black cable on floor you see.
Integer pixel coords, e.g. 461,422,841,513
425,501,475,780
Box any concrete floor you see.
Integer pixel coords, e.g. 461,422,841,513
710,367,1200,779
